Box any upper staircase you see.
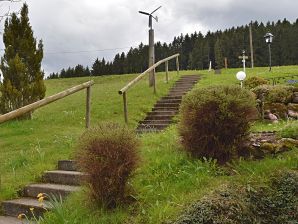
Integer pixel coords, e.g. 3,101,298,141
136,75,200,133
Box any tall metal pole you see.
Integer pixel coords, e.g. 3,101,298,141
249,22,254,68
148,29,155,87
268,43,272,72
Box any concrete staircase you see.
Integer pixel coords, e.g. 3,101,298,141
136,75,200,133
0,160,80,223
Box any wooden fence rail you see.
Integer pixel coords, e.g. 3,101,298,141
0,80,94,128
118,53,179,123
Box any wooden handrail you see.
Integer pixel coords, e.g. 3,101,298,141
118,53,180,123
119,53,179,95
0,80,94,128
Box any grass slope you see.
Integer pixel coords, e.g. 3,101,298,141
0,66,297,223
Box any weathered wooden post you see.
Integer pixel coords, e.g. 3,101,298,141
86,86,91,128
165,60,169,83
123,92,128,124
176,56,179,75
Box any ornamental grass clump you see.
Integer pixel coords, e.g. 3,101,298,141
76,122,140,209
179,85,258,164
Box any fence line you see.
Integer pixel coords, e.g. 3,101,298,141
0,80,94,128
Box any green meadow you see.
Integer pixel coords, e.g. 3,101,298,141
0,66,297,223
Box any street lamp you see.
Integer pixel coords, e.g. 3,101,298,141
236,71,246,88
264,32,273,72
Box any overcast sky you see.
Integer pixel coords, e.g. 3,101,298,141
0,0,297,75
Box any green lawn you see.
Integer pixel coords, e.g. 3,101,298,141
0,66,297,223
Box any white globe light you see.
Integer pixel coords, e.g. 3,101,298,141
236,71,246,81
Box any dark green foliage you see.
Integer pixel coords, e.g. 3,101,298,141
179,85,257,164
244,76,269,89
248,170,298,223
0,4,45,117
75,122,140,209
266,85,293,103
173,170,298,224
280,122,298,139
50,18,298,78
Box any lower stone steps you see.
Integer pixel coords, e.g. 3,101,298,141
0,160,81,223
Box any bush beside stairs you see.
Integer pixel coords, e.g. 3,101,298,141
136,74,200,133
0,160,82,223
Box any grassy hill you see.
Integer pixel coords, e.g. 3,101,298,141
0,66,297,223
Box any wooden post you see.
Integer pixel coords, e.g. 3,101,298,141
153,68,156,94
176,56,179,75
249,21,254,68
165,61,169,83
224,57,228,69
86,86,91,129
123,92,128,124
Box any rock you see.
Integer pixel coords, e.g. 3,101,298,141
288,110,298,118
264,111,278,122
288,103,298,112
264,103,287,119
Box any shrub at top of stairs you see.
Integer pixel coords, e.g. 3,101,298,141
178,85,258,164
75,122,140,209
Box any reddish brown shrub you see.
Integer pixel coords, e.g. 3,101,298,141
76,122,140,209
178,85,258,164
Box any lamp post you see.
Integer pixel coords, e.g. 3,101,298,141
264,32,273,72
236,71,246,88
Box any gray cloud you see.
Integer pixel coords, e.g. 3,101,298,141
0,0,297,75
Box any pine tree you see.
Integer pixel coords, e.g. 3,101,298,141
214,38,224,69
0,3,45,118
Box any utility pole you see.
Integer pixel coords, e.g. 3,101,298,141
249,21,254,68
139,6,161,88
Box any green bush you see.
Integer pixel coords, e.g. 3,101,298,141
75,122,140,209
173,169,298,224
279,122,298,139
251,84,272,99
244,76,269,89
178,85,258,164
266,85,293,104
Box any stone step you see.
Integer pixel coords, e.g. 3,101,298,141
2,198,49,218
137,123,168,130
161,96,182,100
152,107,179,111
156,99,181,104
0,216,25,224
139,120,173,125
58,160,77,171
23,183,80,199
147,111,178,116
43,170,85,186
144,114,174,120
154,102,180,108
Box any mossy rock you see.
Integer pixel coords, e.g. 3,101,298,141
288,103,298,112
264,102,288,119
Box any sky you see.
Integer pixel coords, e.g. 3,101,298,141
0,0,297,76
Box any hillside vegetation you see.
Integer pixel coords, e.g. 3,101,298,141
0,66,297,223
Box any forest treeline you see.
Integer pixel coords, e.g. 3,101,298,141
48,18,298,79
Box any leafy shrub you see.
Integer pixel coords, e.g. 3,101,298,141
244,76,269,89
251,84,272,99
76,122,140,209
179,85,258,164
266,85,293,104
173,169,298,224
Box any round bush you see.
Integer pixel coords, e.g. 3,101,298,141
244,76,269,89
178,85,258,163
266,85,293,104
76,122,140,209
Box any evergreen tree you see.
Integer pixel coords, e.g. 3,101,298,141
214,38,224,69
0,3,45,118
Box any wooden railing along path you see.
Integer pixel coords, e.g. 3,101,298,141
0,80,94,128
118,53,180,123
